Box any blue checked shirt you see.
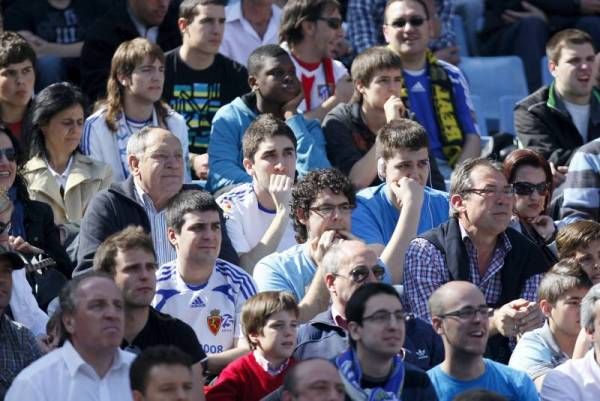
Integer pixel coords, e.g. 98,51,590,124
347,0,456,54
404,224,542,322
0,315,43,398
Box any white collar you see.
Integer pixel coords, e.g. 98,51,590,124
61,340,127,378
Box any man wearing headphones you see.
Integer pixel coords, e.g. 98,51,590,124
351,119,450,284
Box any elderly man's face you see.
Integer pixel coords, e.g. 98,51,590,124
130,129,184,205
63,277,125,354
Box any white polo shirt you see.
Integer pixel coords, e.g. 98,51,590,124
6,341,135,401
219,1,282,67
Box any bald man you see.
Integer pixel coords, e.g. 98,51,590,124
294,240,444,370
281,358,345,401
426,281,537,401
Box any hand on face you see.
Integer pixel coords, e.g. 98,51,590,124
281,87,304,118
550,162,568,187
512,300,544,335
9,235,43,255
309,229,344,267
389,176,424,209
192,153,209,181
528,215,556,241
269,174,293,212
383,95,406,122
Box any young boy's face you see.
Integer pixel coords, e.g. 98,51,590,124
546,286,589,338
0,59,35,109
382,146,430,187
251,55,301,105
574,239,600,284
251,310,298,363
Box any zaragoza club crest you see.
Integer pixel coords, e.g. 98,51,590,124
207,309,222,335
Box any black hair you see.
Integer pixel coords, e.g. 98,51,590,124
247,44,290,76
166,190,222,234
130,345,193,393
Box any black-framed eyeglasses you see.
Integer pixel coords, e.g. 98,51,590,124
362,310,408,325
333,264,386,284
387,16,426,29
513,181,550,196
0,148,16,162
462,186,514,198
438,306,494,320
309,203,355,217
316,17,342,29
0,221,11,234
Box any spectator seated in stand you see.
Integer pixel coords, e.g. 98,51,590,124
220,0,282,67
162,0,249,180
404,157,550,363
206,291,298,401
278,0,353,122
80,0,181,102
4,0,110,91
383,0,480,178
322,46,445,190
0,32,36,140
556,220,600,285
207,44,329,194
503,149,558,267
81,38,190,183
509,259,592,391
22,82,111,248
427,282,538,401
216,114,297,273
515,29,600,171
351,119,450,285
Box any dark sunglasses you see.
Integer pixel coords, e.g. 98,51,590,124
389,16,426,29
316,17,342,29
334,265,386,284
0,148,16,162
513,181,549,196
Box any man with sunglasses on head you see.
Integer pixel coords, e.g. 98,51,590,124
338,282,438,400
278,0,353,122
294,240,444,371
382,0,480,179
404,157,551,363
427,281,538,401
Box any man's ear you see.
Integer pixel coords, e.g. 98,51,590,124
167,227,178,248
242,157,255,176
177,17,189,34
300,19,316,38
128,154,140,176
62,313,75,336
347,321,361,342
248,330,259,349
539,299,553,317
248,75,258,92
296,207,308,226
132,390,145,401
549,60,558,78
450,193,465,215
325,272,336,293
431,316,444,336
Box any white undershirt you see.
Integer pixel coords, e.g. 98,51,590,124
564,100,590,142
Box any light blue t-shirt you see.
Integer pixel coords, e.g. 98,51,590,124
403,60,479,160
351,183,450,246
253,243,317,301
427,359,539,401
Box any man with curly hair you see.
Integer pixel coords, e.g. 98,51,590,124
253,167,409,322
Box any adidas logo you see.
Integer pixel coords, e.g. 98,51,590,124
416,349,428,360
410,82,426,93
191,296,206,308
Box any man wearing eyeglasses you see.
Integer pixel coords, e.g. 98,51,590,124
278,0,353,121
427,281,538,401
404,157,551,363
294,240,444,371
254,168,413,322
382,0,480,179
338,282,438,400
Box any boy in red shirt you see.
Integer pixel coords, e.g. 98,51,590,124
206,291,298,401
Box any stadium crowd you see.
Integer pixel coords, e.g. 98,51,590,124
1,0,600,400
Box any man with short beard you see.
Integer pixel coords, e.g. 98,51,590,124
427,281,538,401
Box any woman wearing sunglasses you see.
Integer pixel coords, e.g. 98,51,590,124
503,149,558,266
0,123,72,278
21,82,111,233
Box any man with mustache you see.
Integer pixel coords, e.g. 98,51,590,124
404,157,551,363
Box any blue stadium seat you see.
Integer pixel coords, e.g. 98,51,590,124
451,15,469,57
541,56,553,86
469,94,488,137
459,56,528,132
499,95,522,135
